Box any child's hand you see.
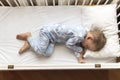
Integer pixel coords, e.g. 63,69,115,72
78,59,85,63
78,57,85,63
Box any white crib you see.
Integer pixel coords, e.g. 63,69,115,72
0,0,120,70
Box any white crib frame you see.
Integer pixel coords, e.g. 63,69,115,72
0,0,120,70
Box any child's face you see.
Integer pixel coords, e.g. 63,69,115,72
82,33,96,51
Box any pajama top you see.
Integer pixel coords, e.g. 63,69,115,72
40,24,87,57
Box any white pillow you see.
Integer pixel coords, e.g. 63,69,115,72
81,4,120,58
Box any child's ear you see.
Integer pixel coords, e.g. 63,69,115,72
87,37,93,40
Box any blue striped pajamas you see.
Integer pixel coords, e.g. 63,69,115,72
27,24,87,57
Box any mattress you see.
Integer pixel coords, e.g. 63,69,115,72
0,6,117,70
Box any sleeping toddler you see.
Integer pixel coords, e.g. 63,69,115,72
16,24,106,63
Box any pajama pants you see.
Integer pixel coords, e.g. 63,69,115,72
27,31,55,57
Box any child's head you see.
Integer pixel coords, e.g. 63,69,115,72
82,27,106,51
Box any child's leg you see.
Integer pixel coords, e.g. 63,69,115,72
44,43,55,57
19,41,30,54
16,32,31,41
27,32,50,55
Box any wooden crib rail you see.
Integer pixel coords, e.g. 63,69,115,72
0,0,118,6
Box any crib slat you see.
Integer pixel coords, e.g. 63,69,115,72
89,0,93,5
53,0,55,6
0,1,5,6
35,0,40,6
75,0,78,6
82,0,86,6
17,0,27,6
119,30,120,33
118,22,120,25
68,0,70,6
96,0,101,5
118,30,120,40
21,0,26,6
38,0,41,6
117,13,120,17
104,0,109,5
14,0,19,7
117,4,120,9
59,0,63,6
30,0,34,6
6,0,12,7
45,0,48,6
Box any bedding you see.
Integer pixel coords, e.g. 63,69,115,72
0,5,118,65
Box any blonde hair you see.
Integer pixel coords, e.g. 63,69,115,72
90,27,106,51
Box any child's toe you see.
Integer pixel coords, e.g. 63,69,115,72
16,35,20,39
19,48,24,54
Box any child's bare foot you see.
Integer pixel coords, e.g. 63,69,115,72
16,32,31,41
19,41,30,54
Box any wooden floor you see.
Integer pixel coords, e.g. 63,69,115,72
0,70,109,80
0,69,120,80
109,69,120,80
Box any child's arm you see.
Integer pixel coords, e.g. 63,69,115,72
66,36,83,53
65,36,86,63
77,49,86,63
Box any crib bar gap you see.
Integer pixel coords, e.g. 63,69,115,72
44,0,48,6
0,1,5,6
96,0,101,5
14,0,19,7
17,0,21,6
89,0,93,5
75,0,78,6
6,0,12,7
82,0,86,6
118,30,120,39
21,0,26,6
104,0,109,5
53,0,55,6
